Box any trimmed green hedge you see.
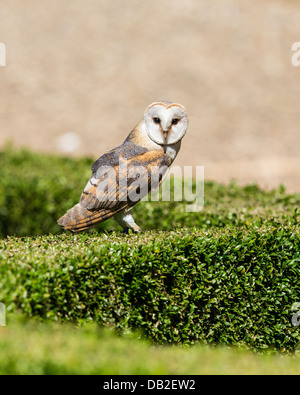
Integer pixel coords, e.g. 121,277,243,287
1,227,300,352
1,147,300,353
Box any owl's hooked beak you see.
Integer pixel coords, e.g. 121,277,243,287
162,131,168,145
162,127,171,145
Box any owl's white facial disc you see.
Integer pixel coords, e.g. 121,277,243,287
144,102,188,146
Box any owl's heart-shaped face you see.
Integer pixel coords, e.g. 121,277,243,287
144,102,188,146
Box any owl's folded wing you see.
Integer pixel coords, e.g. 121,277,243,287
57,143,172,232
79,149,172,211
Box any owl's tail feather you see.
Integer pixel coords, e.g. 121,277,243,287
57,203,114,233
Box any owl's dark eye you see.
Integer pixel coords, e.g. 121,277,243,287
172,118,179,125
153,117,161,124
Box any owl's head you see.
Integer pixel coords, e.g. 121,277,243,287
143,102,188,146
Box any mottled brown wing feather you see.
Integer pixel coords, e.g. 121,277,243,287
80,150,171,211
57,146,171,232
58,204,125,232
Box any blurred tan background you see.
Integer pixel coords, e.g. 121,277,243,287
0,0,299,191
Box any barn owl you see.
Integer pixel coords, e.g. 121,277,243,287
57,101,188,233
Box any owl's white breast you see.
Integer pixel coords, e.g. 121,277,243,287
165,143,181,161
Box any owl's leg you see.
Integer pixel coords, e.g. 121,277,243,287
113,211,142,233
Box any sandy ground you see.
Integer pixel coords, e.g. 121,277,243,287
0,0,300,192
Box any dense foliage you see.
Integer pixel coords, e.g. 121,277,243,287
0,147,300,359
1,228,300,353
